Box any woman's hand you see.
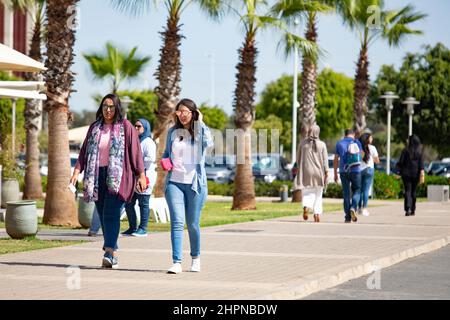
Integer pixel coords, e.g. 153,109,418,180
70,169,80,186
137,173,147,193
419,170,425,184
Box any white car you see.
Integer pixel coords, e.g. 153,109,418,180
328,154,340,184
40,153,83,182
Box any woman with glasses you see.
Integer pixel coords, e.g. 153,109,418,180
161,98,213,274
70,94,147,269
122,118,156,237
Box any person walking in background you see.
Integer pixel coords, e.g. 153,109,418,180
161,98,213,274
70,94,147,269
295,125,329,223
357,133,380,217
334,129,363,223
122,118,157,237
88,206,101,237
396,135,425,216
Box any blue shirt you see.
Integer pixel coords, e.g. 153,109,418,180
335,137,363,173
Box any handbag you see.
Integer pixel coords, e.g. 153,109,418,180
160,158,173,171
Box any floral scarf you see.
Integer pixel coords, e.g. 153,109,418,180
83,120,125,202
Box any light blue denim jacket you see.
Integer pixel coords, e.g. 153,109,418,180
162,121,213,195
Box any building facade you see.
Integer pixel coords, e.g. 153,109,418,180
0,3,34,54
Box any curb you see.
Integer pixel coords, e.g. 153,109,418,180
258,235,450,300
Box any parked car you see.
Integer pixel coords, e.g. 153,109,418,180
434,163,450,178
374,156,399,175
229,153,291,183
426,161,447,175
40,153,82,182
205,155,235,184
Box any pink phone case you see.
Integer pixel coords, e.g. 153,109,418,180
160,158,173,171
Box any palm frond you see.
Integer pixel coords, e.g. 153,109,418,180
382,4,426,47
110,0,153,17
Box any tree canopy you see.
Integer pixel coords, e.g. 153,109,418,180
256,68,354,151
370,43,450,157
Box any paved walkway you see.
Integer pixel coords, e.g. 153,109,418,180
0,200,449,300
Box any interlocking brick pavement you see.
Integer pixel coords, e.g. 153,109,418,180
0,200,449,299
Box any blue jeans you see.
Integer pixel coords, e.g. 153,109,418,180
125,193,150,231
359,168,374,209
165,181,207,263
89,206,101,234
340,172,362,221
95,167,125,251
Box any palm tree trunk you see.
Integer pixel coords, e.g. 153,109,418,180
300,12,318,138
354,44,369,137
294,13,318,203
153,14,183,197
23,6,43,200
232,32,257,210
43,0,79,226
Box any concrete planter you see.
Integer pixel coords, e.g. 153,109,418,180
78,196,95,228
5,200,38,239
1,179,20,209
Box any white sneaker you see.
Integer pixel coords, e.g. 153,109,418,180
167,263,182,274
362,209,370,217
357,208,363,215
190,258,201,272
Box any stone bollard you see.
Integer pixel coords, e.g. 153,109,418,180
280,185,288,202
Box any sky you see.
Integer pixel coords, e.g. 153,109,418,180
69,0,450,116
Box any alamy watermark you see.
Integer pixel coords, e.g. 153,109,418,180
66,266,81,290
366,265,382,290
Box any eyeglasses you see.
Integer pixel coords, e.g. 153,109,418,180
102,105,116,111
175,110,192,117
135,125,143,128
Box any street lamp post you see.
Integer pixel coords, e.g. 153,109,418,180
402,97,419,137
121,96,133,120
291,18,300,166
380,91,398,175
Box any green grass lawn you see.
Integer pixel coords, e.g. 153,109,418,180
0,236,84,255
122,202,343,233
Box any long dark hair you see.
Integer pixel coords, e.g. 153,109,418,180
407,134,422,160
174,98,199,137
359,133,372,163
96,94,124,124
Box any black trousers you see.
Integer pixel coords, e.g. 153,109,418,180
402,176,419,213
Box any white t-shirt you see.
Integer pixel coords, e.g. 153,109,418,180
360,145,379,170
138,137,156,195
170,135,198,184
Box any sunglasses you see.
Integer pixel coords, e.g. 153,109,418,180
135,125,143,128
175,110,192,117
102,105,116,111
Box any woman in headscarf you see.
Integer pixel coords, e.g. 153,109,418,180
122,118,157,237
295,125,329,222
70,94,146,269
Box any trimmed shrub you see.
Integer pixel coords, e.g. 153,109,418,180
416,176,450,198
373,172,403,199
324,183,342,198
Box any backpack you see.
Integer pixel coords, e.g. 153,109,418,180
344,140,361,172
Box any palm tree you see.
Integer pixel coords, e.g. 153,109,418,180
228,0,317,210
83,42,150,94
1,0,46,200
272,0,332,203
272,1,331,138
336,0,426,136
42,0,79,226
111,0,221,197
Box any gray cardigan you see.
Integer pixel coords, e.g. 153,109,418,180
295,138,329,189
